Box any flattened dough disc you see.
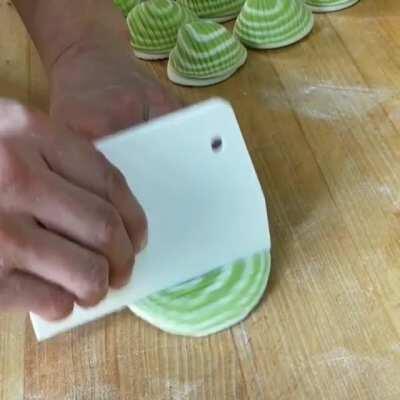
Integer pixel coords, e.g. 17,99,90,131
129,251,271,337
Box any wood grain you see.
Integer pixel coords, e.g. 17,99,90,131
1,0,400,399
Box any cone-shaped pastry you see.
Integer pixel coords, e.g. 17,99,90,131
127,0,198,60
234,0,314,49
168,20,247,86
130,252,271,337
305,0,359,12
176,0,245,22
113,0,144,16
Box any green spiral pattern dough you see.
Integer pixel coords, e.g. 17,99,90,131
168,20,247,86
176,0,245,22
305,0,359,12
129,251,271,336
127,0,198,60
113,0,144,16
234,0,314,49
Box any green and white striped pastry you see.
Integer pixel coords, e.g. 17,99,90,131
113,0,144,16
127,0,198,60
176,0,245,22
129,251,270,337
168,20,247,87
305,0,359,12
234,0,314,49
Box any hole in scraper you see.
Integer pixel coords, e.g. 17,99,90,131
211,136,223,153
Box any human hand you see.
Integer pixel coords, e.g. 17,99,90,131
0,99,147,320
49,37,182,139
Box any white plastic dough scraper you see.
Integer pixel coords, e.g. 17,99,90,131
30,98,270,341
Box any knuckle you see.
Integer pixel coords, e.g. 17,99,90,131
96,205,123,248
89,256,109,290
106,165,127,194
136,212,148,241
80,255,109,304
46,293,74,320
114,248,134,287
110,260,134,289
130,208,148,254
125,245,135,268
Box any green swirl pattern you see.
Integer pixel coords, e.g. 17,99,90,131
234,0,314,49
113,0,144,16
305,0,359,12
168,20,247,85
127,0,198,58
176,0,245,21
129,251,271,336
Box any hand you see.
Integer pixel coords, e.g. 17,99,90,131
0,99,147,320
49,37,182,139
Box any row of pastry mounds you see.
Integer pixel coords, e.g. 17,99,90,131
114,0,360,18
114,0,360,86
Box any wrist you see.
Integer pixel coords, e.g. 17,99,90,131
48,28,129,75
14,0,130,72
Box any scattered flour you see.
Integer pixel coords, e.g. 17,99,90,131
310,347,400,398
262,83,398,121
166,379,202,400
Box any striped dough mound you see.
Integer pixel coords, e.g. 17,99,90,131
176,0,245,22
127,0,197,60
114,0,144,16
305,0,360,12
168,20,247,86
129,251,271,337
234,0,314,49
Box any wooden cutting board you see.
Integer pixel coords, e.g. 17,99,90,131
1,0,400,399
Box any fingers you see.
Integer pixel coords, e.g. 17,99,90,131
99,160,148,255
40,129,148,255
28,170,135,288
22,224,110,307
0,271,74,321
0,214,109,307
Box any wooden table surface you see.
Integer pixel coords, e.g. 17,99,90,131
1,1,400,399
